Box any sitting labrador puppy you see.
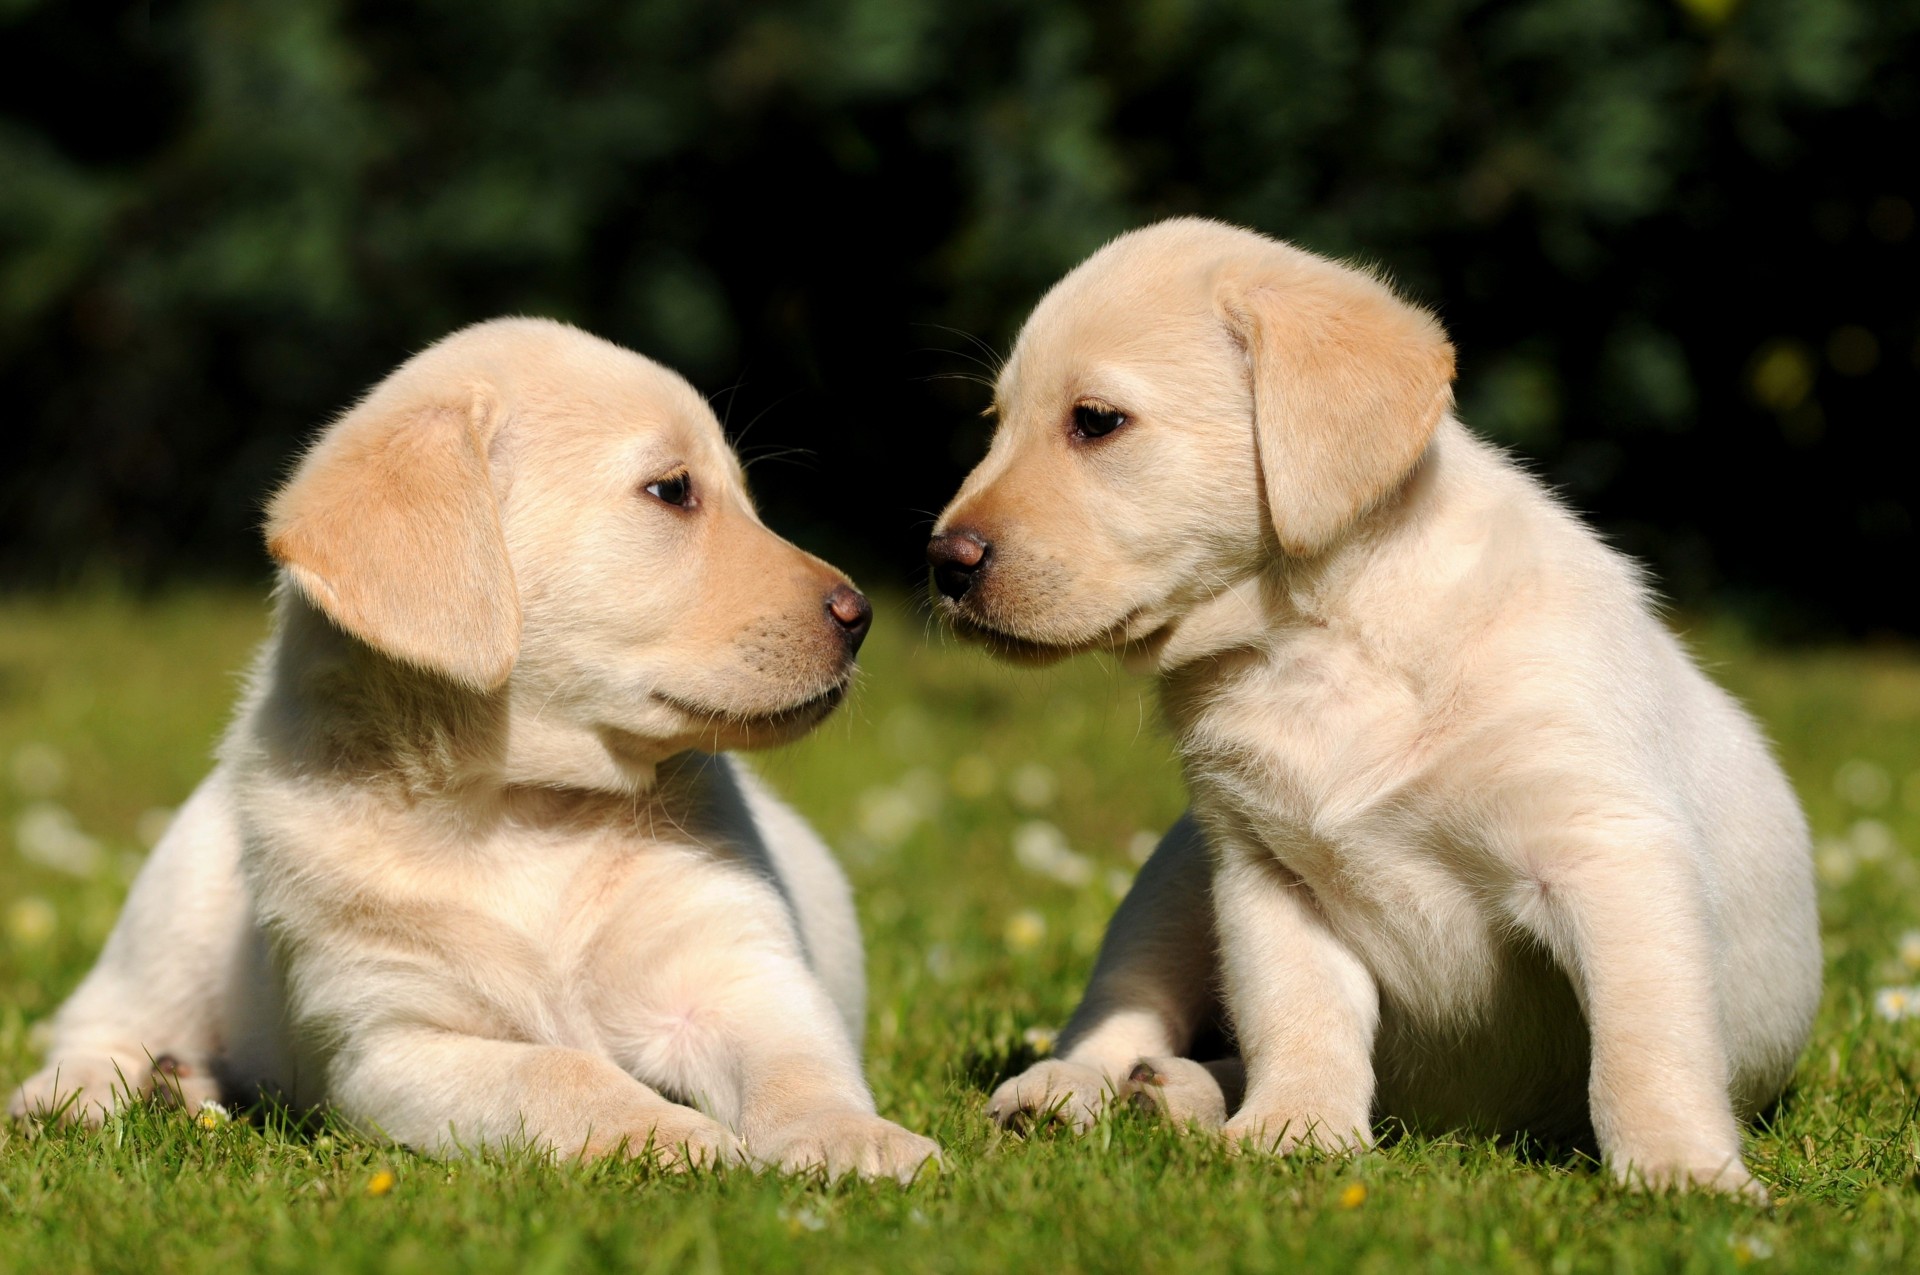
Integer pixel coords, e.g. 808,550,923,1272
929,219,1818,1196
12,318,939,1182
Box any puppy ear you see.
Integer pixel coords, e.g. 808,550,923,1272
1219,254,1455,557
265,381,520,691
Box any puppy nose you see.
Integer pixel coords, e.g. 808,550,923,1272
826,584,872,653
926,531,989,601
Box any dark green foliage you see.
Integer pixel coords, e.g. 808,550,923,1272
0,0,1913,630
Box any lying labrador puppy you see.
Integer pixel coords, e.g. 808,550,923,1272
930,219,1819,1196
12,318,939,1182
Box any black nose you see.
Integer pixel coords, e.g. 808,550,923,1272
927,530,990,601
826,584,872,654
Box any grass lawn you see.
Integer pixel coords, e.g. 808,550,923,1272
2,589,1918,1273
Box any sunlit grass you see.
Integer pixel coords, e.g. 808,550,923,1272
2,591,1918,1273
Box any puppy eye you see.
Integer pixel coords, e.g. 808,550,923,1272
1071,403,1127,440
644,472,694,508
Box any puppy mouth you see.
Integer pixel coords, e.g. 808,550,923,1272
653,678,851,731
943,604,1153,664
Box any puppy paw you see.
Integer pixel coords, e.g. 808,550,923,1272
753,1111,942,1183
1615,1152,1768,1202
1118,1056,1238,1129
1221,1106,1372,1156
582,1108,746,1171
8,1055,149,1127
986,1059,1112,1133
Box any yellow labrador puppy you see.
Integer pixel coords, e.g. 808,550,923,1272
930,219,1818,1196
12,318,939,1182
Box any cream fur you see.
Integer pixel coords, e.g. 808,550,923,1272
12,318,938,1182
936,219,1819,1198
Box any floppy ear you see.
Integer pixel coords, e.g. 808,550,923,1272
264,380,520,691
1218,255,1456,557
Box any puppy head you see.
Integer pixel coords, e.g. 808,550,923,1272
266,318,868,778
930,218,1454,665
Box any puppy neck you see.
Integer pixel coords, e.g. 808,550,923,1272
1143,417,1481,690
246,586,660,799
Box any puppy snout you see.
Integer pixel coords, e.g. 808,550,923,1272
927,531,990,602
826,583,873,654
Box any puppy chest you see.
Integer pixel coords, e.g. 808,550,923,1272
1197,778,1513,1022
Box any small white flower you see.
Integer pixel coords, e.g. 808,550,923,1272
1008,763,1057,811
1021,1025,1058,1055
1105,868,1135,899
1728,1233,1774,1264
14,802,102,876
196,1100,232,1129
1850,819,1898,862
856,786,921,848
1874,986,1920,1022
1012,821,1093,886
1835,759,1892,810
1816,839,1857,887
898,768,944,819
779,1204,828,1233
1126,830,1160,866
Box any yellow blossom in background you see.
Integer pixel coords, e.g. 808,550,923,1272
6,897,56,949
1749,341,1813,412
1338,1183,1367,1210
1728,1233,1774,1265
1675,0,1741,28
366,1169,397,1197
1004,909,1047,954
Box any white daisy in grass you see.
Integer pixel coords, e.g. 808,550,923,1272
1874,986,1920,1022
1012,821,1092,886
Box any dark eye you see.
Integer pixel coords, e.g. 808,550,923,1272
1071,403,1127,439
644,472,694,507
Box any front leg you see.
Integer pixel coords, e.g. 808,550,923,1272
1511,819,1758,1197
329,1028,743,1169
988,813,1219,1132
1213,838,1378,1154
608,949,940,1183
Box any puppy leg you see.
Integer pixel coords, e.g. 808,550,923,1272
330,1029,743,1169
705,974,940,1183
1214,844,1378,1154
11,769,252,1125
989,813,1217,1132
1513,824,1758,1198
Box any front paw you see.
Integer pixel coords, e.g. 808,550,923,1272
1118,1056,1237,1129
1221,1105,1372,1156
753,1111,942,1183
9,1055,149,1127
986,1059,1112,1133
582,1108,746,1171
1614,1150,1768,1202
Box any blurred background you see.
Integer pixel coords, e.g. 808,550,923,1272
1,0,1913,635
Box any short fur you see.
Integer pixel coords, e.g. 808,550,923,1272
934,219,1818,1197
13,318,939,1181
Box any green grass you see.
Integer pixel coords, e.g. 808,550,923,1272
3,590,1919,1273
